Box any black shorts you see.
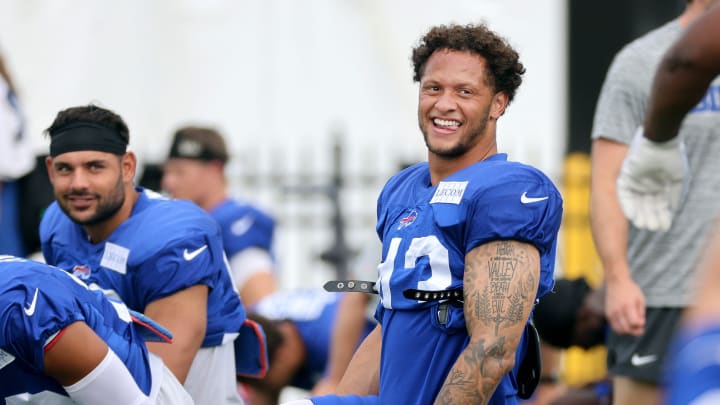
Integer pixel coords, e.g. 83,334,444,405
606,307,682,384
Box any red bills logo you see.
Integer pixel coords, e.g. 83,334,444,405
72,265,92,280
397,210,418,230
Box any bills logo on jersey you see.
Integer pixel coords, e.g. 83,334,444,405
397,210,418,230
72,265,92,280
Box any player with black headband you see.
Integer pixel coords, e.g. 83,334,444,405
39,104,258,404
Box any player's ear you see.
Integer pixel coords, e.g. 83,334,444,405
490,91,509,119
45,156,55,181
121,151,137,182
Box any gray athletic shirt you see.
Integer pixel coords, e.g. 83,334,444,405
592,20,720,307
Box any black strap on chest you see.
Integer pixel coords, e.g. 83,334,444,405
323,280,464,304
402,288,464,303
323,280,378,293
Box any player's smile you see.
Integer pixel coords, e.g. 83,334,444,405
66,193,96,209
425,115,466,151
431,117,462,134
65,194,97,206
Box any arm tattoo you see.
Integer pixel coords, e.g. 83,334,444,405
434,241,539,404
472,241,533,334
435,337,509,404
438,368,482,403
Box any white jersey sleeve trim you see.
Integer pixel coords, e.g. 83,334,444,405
690,390,720,405
228,247,274,291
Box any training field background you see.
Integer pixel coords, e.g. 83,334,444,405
0,0,566,289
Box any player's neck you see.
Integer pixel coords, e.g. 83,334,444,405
84,187,140,244
428,140,497,185
201,187,228,211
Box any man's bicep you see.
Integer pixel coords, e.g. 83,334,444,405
144,284,208,383
143,284,208,327
463,240,540,341
44,321,109,386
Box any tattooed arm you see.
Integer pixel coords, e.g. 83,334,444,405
434,240,540,405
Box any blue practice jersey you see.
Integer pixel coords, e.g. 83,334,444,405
211,199,275,260
253,290,375,390
374,155,562,404
665,324,720,405
0,255,156,402
40,187,245,347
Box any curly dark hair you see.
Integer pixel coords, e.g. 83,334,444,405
411,23,525,103
45,104,130,144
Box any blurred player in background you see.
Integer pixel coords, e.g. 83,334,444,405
0,50,36,257
533,277,611,405
589,1,720,404
162,126,277,307
0,255,193,404
534,277,607,351
40,104,248,404
610,5,720,404
238,289,375,404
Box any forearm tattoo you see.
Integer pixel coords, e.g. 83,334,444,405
436,337,508,404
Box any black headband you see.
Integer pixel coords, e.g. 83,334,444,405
49,121,127,157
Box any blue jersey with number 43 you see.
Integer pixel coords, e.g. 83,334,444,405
374,154,562,404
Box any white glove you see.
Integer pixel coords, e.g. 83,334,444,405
617,127,689,231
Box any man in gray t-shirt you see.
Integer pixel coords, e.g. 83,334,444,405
589,1,720,404
617,7,720,405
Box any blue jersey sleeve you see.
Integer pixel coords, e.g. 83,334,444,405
464,176,562,256
0,278,84,372
134,232,226,306
665,324,720,405
224,214,274,259
214,202,276,259
426,162,562,301
38,202,63,266
470,176,562,299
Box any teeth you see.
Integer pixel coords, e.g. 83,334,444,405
434,118,460,127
